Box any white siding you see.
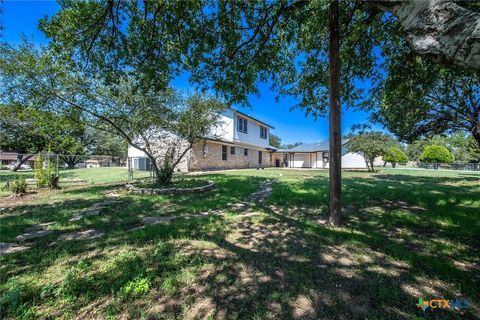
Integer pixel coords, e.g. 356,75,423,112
234,112,269,148
341,152,367,169
128,145,147,158
316,152,328,168
209,110,235,141
291,153,311,168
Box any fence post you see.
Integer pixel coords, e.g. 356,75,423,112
56,154,59,177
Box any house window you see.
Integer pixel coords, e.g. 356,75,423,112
237,117,248,133
230,146,236,155
323,152,329,163
203,143,208,157
260,126,268,139
258,151,262,164
222,145,228,161
244,148,248,156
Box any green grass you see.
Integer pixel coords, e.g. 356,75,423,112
0,168,479,319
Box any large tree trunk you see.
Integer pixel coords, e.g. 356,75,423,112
472,123,480,148
372,0,480,72
10,154,33,171
328,0,342,226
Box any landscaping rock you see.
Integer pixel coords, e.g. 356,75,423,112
58,229,103,241
16,230,53,242
0,242,30,255
231,202,248,210
125,181,215,195
246,180,273,203
69,198,121,222
105,192,121,198
142,216,176,225
24,222,56,233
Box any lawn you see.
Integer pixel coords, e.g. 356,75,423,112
0,168,479,319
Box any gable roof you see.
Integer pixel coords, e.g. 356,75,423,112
232,109,275,129
277,140,349,153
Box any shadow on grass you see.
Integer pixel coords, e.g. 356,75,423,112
1,171,478,319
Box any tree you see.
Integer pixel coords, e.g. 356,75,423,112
373,56,480,147
383,146,408,168
0,104,51,170
0,44,226,185
347,132,393,172
420,145,454,164
269,133,282,148
328,0,341,225
0,103,90,170
407,133,480,163
369,0,480,71
87,127,127,165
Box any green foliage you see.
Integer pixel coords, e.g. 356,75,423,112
383,147,408,166
347,131,394,172
373,54,480,147
420,145,454,163
0,105,88,160
407,133,480,163
2,177,27,195
1,168,480,319
269,133,282,148
119,277,151,299
34,155,57,188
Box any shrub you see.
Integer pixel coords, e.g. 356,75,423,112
34,155,58,188
2,177,27,195
383,147,408,167
420,145,454,163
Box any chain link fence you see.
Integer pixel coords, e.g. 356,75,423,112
0,152,127,171
380,162,480,172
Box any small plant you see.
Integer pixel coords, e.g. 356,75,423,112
119,276,151,299
34,154,58,188
3,177,27,195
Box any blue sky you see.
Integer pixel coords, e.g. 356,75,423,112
2,0,381,145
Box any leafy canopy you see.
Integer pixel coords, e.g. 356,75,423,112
347,131,394,172
383,146,408,164
420,145,455,164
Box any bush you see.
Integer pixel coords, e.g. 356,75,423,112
2,177,27,195
383,147,408,167
34,155,58,188
420,145,454,163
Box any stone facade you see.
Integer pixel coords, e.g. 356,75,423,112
188,140,271,171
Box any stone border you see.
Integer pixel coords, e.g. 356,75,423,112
125,180,215,195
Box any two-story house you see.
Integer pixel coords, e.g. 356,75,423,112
127,109,275,171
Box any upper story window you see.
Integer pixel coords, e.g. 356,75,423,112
237,117,248,133
260,126,268,139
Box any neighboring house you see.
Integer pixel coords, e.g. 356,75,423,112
128,109,368,171
0,152,36,169
273,140,367,169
